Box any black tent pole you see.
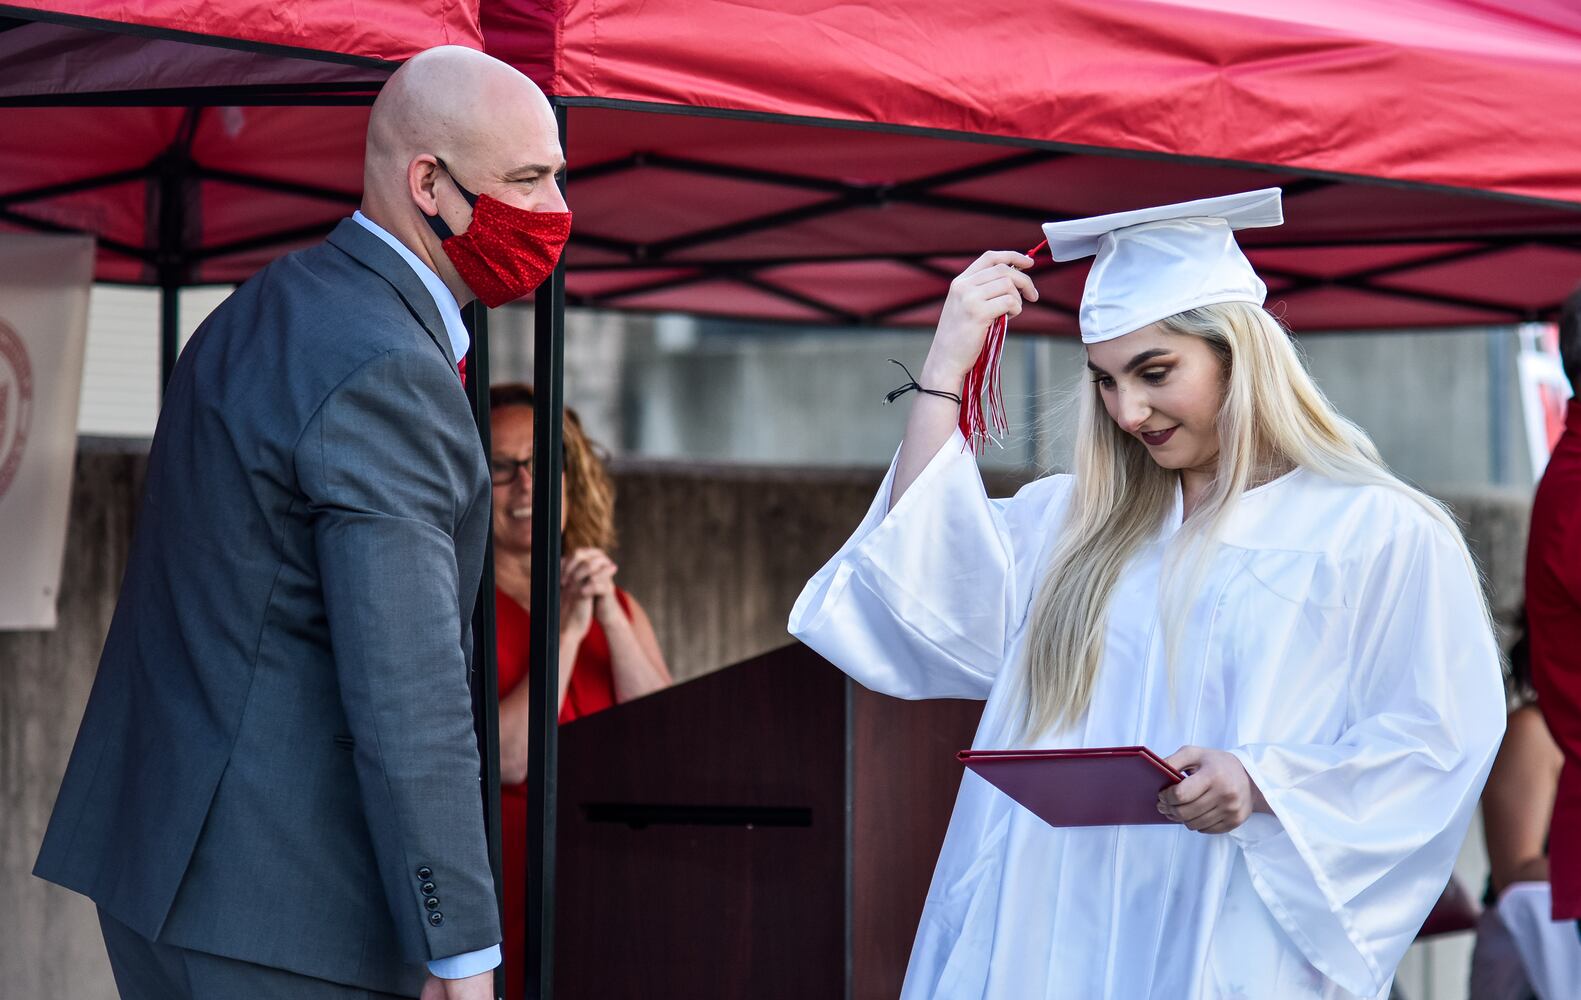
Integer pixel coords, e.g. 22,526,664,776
156,152,185,395
464,302,506,1000
156,112,199,397
526,100,569,1000
159,280,179,394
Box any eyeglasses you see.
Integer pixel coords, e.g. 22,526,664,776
489,456,534,486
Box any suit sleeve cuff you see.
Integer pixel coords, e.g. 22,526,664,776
427,944,501,979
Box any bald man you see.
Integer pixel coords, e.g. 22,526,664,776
34,47,568,1000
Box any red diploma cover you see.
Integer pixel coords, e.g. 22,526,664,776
958,747,1185,827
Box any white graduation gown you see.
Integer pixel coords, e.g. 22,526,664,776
788,432,1505,1000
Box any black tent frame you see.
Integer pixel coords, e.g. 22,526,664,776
7,96,1579,360
550,98,1581,328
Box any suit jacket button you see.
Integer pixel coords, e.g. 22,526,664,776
429,912,444,927
425,896,442,910
416,867,432,880
421,882,437,896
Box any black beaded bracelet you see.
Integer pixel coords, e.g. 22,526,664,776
884,359,963,406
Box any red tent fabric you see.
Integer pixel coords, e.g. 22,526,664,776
0,4,479,286
3,1,1579,334
483,0,1581,333
0,105,371,283
0,2,479,80
499,0,1581,207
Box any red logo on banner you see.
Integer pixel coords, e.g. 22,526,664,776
0,318,33,502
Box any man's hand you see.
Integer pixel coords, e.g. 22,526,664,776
1156,746,1270,834
421,970,495,1000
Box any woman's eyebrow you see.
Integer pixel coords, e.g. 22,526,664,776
1086,348,1172,376
1122,349,1171,373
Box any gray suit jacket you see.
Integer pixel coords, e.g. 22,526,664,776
34,219,499,996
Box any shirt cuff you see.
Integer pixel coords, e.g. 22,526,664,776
427,944,501,979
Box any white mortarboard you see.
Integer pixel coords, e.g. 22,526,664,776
1042,188,1283,345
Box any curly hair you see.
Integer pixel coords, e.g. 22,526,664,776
488,383,616,554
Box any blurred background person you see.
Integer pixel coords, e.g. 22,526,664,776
1471,618,1563,1000
1514,283,1581,1000
1529,286,1581,927
487,382,670,1000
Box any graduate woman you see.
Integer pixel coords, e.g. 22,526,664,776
788,189,1505,1000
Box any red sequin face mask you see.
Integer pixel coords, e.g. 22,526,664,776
424,159,572,308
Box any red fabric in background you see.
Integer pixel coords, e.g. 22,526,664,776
1530,400,1581,919
3,0,1579,334
487,0,1581,335
542,105,1581,335
494,586,622,725
489,0,1581,207
2,1,481,62
494,585,625,1000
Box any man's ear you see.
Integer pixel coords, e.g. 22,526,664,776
408,155,442,217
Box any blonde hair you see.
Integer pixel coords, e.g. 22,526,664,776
489,383,617,553
1016,301,1486,739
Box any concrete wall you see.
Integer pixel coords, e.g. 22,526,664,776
1299,328,1530,492
1,446,143,1000
483,311,1535,498
1,448,1533,999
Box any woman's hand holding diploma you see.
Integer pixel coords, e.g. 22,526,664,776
1157,746,1272,834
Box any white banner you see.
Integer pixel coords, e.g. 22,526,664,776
0,233,93,630
1516,321,1574,483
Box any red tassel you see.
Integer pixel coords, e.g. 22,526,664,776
959,240,1047,453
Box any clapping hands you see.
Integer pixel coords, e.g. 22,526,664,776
558,547,618,642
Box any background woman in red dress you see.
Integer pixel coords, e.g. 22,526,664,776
487,383,671,999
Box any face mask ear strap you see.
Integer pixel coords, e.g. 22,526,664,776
422,157,480,241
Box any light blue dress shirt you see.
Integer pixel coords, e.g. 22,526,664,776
349,211,499,982
351,211,471,366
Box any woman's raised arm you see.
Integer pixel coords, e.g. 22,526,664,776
891,250,1037,508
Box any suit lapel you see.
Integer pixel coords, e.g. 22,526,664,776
325,219,458,369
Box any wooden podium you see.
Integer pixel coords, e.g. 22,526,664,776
554,642,982,999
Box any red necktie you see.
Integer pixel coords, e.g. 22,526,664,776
457,356,468,388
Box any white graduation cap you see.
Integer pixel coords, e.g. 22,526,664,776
1042,188,1284,344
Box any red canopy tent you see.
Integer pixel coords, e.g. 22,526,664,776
484,0,1581,333
7,2,1581,996
479,3,1581,994
8,1,1578,333
0,1,476,80
0,2,480,378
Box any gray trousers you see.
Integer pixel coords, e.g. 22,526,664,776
98,908,418,1000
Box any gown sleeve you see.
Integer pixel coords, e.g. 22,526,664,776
787,429,1071,701
1226,513,1507,997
